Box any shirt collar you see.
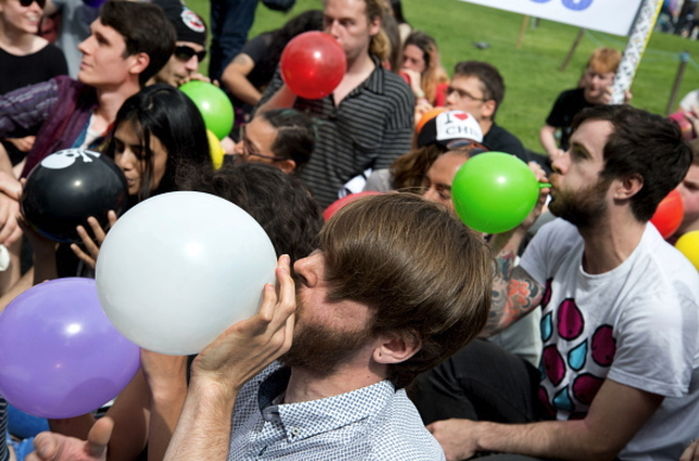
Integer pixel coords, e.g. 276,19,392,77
256,365,397,442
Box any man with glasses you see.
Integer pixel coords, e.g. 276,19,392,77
446,60,527,162
234,109,315,174
151,0,208,88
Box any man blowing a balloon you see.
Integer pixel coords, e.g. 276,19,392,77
27,193,493,461
256,0,414,208
410,104,699,461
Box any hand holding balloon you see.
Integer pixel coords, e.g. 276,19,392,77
190,255,296,389
70,211,118,270
280,31,347,99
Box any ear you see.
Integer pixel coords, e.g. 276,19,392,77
128,52,150,78
372,330,422,365
612,174,643,201
277,159,297,174
368,15,381,37
481,99,497,120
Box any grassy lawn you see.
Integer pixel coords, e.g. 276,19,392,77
188,0,699,152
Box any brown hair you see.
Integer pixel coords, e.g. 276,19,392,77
586,47,622,74
404,31,449,103
320,193,492,388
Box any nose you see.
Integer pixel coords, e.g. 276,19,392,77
422,185,440,204
233,140,244,156
326,19,340,38
185,56,199,72
78,36,92,55
292,254,318,287
115,149,136,172
551,150,569,175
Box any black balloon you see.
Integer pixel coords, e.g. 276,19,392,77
21,149,129,243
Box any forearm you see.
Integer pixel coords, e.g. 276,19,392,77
256,85,296,114
221,72,262,107
483,229,531,335
474,419,617,461
147,378,188,461
539,125,561,158
163,379,237,461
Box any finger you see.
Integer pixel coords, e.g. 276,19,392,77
70,243,97,269
271,255,296,330
76,225,100,259
107,210,118,227
7,223,23,246
256,283,278,324
86,216,107,243
32,432,58,459
0,218,17,245
86,416,114,458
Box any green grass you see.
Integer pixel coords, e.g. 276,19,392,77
187,0,699,151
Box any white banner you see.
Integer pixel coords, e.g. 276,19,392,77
457,0,643,36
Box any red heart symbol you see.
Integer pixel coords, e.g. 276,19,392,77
454,112,468,120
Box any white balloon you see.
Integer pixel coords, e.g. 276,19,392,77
95,191,277,355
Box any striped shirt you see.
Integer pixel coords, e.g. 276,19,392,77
228,363,446,461
259,63,414,208
0,397,8,461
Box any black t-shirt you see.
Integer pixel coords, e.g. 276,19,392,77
483,123,528,162
241,32,274,90
0,44,67,95
545,87,594,151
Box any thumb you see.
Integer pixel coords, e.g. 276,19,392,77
33,432,58,459
86,417,113,458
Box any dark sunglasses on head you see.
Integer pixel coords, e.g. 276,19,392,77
174,45,206,62
19,0,46,8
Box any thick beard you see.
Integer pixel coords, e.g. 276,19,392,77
280,305,374,377
549,177,611,229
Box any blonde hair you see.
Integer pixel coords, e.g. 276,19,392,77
587,47,622,74
404,30,449,103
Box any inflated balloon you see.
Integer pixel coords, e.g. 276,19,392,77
180,81,234,139
0,278,140,419
96,191,277,355
280,31,347,99
21,149,128,243
451,152,540,234
82,0,106,7
675,231,699,270
207,129,225,170
650,189,684,239
323,191,382,222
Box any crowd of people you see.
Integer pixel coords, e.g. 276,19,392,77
0,0,698,460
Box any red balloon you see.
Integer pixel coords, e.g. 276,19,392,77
650,189,684,238
323,192,382,222
280,31,347,99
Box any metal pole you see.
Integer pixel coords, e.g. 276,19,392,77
610,0,664,104
516,15,530,49
559,28,586,72
665,52,690,114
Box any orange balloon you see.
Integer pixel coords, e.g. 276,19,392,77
416,107,447,134
650,189,684,239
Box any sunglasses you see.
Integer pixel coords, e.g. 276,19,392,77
19,0,46,8
174,45,206,62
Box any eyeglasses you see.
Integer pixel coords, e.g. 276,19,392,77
19,0,46,8
446,85,488,102
237,126,284,161
174,45,206,62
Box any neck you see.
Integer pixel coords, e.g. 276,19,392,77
578,208,645,274
346,50,374,76
284,357,387,404
0,21,39,54
95,80,140,122
478,118,493,136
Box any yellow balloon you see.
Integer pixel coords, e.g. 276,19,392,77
207,130,224,170
675,230,699,270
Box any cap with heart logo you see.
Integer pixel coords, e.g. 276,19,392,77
417,110,484,150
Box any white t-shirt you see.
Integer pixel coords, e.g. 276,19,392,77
520,218,699,461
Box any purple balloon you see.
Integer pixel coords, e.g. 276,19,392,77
82,0,106,7
0,278,140,418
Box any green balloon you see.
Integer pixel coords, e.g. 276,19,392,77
452,152,539,234
180,81,234,140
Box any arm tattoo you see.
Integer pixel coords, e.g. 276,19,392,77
483,251,544,336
